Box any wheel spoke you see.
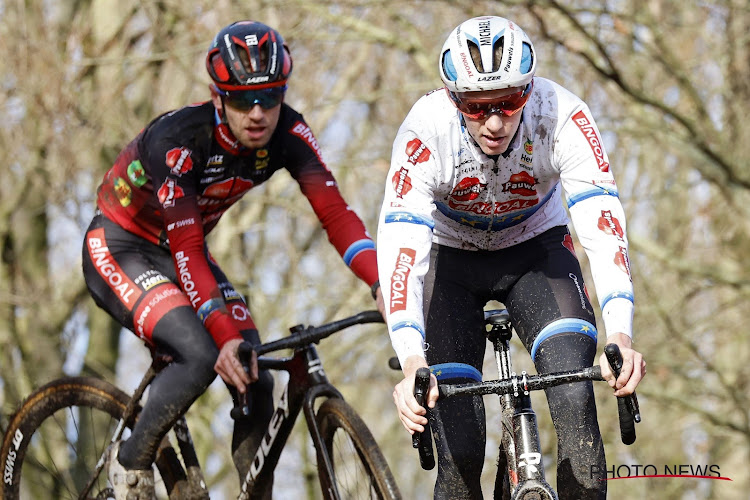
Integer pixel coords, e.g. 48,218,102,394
0,377,183,500
316,398,401,500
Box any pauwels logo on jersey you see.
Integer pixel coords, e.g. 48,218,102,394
598,210,624,241
165,147,194,176
405,138,431,165
390,248,416,313
392,167,413,198
449,177,486,203
615,246,632,279
201,178,254,200
571,110,610,173
502,171,537,197
157,178,185,208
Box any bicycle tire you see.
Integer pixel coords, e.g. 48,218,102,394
0,376,184,500
316,398,401,500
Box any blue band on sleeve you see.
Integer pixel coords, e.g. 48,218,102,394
197,298,224,323
430,363,482,382
530,318,598,361
601,291,634,310
342,239,375,266
384,211,435,229
567,187,619,209
392,320,425,339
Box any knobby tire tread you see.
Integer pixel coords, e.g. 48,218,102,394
316,398,401,500
0,377,184,499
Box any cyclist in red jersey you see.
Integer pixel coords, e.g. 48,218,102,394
82,21,384,500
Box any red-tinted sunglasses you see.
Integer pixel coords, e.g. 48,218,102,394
448,81,534,119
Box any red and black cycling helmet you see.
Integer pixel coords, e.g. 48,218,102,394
206,21,293,91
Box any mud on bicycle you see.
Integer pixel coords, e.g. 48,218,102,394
403,309,641,500
1,310,401,500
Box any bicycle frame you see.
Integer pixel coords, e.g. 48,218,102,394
1,311,394,500
104,315,379,500
236,341,345,499
413,309,639,500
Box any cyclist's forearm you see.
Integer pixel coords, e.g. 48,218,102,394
605,332,632,348
401,354,429,378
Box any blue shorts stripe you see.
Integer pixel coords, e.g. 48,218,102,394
430,363,482,382
530,318,598,361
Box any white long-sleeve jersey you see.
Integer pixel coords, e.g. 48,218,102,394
377,77,634,365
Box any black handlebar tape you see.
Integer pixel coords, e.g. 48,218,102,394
231,342,256,420
413,367,435,470
604,344,640,445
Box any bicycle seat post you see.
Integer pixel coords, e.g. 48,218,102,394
485,310,513,376
485,309,514,411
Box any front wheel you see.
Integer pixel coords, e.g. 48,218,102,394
316,398,401,500
0,377,183,499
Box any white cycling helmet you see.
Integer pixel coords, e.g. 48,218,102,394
439,16,536,93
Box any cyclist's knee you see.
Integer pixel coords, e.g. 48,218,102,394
152,311,220,383
179,344,221,391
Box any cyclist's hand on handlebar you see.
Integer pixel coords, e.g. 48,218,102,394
392,355,438,435
599,333,646,397
215,338,257,393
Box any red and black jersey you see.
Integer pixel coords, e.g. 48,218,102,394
97,101,378,347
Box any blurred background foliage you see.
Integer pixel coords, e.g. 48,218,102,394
0,0,748,498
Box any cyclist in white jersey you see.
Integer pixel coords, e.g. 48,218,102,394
377,16,645,499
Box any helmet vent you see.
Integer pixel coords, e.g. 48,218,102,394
467,40,484,73
237,42,268,74
521,42,534,74
209,51,230,82
442,50,458,81
468,38,504,74
492,38,505,72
